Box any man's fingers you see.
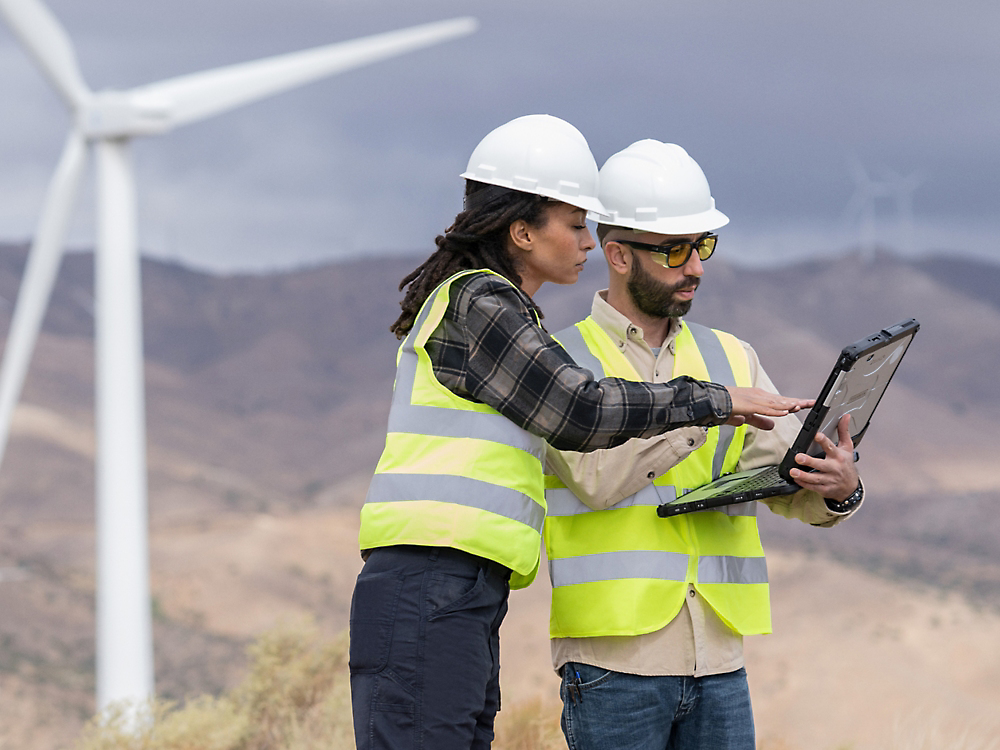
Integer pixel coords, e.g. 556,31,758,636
813,432,835,452
837,414,855,450
812,417,855,458
793,452,822,471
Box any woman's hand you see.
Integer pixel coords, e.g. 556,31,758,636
724,386,814,430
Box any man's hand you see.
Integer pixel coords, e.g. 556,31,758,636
724,386,814,430
787,414,859,501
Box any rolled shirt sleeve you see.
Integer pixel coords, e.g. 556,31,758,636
545,426,708,510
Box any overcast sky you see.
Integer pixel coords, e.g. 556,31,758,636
0,0,996,272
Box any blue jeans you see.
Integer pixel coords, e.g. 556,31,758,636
559,663,755,750
350,545,511,750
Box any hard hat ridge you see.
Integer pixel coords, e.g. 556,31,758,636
594,139,729,235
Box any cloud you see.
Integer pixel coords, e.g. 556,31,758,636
0,0,996,272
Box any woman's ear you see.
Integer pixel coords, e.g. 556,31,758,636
508,219,533,252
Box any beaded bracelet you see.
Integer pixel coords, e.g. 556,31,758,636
825,481,863,513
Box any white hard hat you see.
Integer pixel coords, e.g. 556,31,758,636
461,115,606,214
594,140,729,235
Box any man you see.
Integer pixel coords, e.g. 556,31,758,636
543,140,863,750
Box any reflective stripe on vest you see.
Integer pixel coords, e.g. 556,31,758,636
545,317,770,637
700,555,769,585
687,322,739,480
367,473,546,530
549,549,688,587
361,270,547,587
547,551,767,587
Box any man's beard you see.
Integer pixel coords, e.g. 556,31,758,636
626,258,699,319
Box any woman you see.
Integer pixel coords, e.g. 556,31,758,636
349,115,804,750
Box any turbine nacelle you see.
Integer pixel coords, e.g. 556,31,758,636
78,91,172,140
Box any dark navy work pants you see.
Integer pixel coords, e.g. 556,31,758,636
349,545,511,750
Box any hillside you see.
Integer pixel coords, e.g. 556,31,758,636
0,244,998,748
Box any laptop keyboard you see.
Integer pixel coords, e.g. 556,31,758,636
719,465,784,492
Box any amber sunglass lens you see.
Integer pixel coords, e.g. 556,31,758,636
697,236,717,261
666,244,694,267
646,250,670,267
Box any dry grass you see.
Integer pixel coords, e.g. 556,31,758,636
492,698,563,750
73,623,1000,750
890,711,1000,750
74,622,565,750
75,621,354,750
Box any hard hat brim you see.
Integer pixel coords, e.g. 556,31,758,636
588,206,729,235
460,172,607,215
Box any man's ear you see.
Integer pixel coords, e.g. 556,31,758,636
509,219,533,252
604,239,632,277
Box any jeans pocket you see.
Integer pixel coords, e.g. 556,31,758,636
349,570,404,673
426,567,487,621
565,662,615,693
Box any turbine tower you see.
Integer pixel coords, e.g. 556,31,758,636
842,159,889,262
883,168,923,256
0,0,476,713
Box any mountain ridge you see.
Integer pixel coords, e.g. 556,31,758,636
0,242,997,748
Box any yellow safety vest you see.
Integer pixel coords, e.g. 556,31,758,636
544,317,771,636
361,270,547,589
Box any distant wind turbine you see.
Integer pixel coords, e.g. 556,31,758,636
842,159,889,262
0,0,476,713
883,168,924,256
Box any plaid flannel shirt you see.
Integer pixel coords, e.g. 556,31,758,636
424,272,732,452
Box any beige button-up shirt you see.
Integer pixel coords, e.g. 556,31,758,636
547,291,859,677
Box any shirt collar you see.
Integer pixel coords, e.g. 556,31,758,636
589,290,685,350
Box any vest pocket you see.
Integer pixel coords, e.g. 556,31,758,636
349,570,405,673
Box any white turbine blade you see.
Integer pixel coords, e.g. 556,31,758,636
0,131,87,468
840,186,871,225
127,16,478,129
0,0,90,108
847,156,872,187
883,167,924,195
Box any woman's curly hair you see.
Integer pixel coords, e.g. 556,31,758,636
390,181,550,338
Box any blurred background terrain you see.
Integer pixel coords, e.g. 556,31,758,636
1,242,999,749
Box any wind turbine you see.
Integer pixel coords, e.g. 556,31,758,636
842,158,889,262
883,167,924,256
0,0,476,713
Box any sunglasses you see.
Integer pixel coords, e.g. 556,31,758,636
616,234,717,268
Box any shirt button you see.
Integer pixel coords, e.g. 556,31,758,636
647,471,655,479
687,438,695,447
689,589,696,598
